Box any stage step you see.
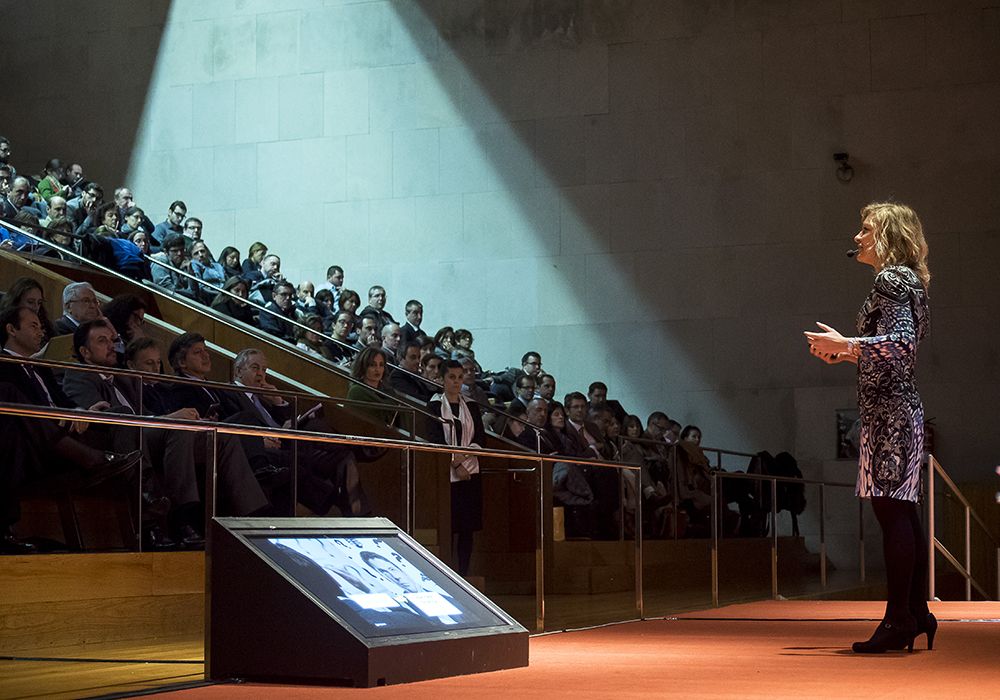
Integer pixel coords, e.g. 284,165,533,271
0,552,204,655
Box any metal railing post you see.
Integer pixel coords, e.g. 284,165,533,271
965,505,972,601
671,444,679,540
206,428,218,521
403,446,413,534
770,478,778,599
635,467,643,619
618,470,625,542
536,455,545,632
927,458,935,600
859,499,866,584
711,472,719,607
819,483,827,589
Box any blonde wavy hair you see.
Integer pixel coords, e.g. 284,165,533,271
861,201,930,289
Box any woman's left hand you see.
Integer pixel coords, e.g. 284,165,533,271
804,322,848,355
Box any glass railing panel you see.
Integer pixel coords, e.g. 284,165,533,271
541,463,641,632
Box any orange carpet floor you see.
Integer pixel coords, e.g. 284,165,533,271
164,601,1000,699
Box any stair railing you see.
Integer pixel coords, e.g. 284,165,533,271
926,454,999,600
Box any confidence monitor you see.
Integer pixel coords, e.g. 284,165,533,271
207,517,528,687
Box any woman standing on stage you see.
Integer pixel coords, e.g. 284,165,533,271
805,202,934,654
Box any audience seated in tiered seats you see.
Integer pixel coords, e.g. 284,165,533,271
0,155,796,550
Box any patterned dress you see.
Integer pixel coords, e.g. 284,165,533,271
855,266,929,502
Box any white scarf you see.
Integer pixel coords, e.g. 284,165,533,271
433,392,480,482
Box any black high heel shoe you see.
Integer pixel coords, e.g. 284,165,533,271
914,612,937,650
851,621,917,653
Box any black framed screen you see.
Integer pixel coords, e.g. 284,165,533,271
245,534,508,638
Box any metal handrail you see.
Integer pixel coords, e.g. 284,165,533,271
708,469,861,607
926,454,999,601
142,250,444,400
0,353,417,419
0,217,423,414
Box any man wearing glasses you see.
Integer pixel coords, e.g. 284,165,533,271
258,281,298,342
54,282,102,335
151,199,187,252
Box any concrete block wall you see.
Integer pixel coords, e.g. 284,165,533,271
2,1,998,485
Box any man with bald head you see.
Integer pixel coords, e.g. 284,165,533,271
2,176,42,218
40,195,68,227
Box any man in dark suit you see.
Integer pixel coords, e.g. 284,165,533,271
358,285,396,332
62,324,266,538
587,381,628,425
222,348,370,517
389,341,433,401
54,281,101,336
565,391,619,539
0,307,139,552
400,299,426,345
257,280,297,342
123,332,272,518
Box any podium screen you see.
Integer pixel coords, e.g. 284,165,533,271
246,534,508,638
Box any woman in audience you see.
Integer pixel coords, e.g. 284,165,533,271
0,276,55,345
433,326,455,359
426,359,485,577
676,423,713,535
619,415,645,464
210,276,256,325
126,230,154,278
347,346,396,424
545,401,579,458
130,230,151,255
39,217,77,259
190,240,227,300
337,288,360,316
681,425,702,446
295,313,336,361
93,202,119,236
419,337,436,361
102,294,148,349
218,245,242,280
313,288,336,331
337,288,361,340
241,241,268,283
101,294,148,365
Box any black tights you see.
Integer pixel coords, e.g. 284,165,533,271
870,496,930,629
455,530,474,577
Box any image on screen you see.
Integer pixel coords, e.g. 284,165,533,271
246,534,508,638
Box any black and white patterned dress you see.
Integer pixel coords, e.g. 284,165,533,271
855,265,929,503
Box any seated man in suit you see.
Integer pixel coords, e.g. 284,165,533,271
587,381,627,425
565,391,619,540
513,398,555,453
327,311,356,364
388,341,432,402
62,323,269,538
0,307,139,552
257,280,297,342
54,281,101,335
221,347,370,516
358,285,396,332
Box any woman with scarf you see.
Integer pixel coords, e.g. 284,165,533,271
427,359,484,577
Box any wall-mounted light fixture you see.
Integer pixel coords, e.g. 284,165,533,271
834,152,853,183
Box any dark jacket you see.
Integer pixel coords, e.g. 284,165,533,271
258,302,296,341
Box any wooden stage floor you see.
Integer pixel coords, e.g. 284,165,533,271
2,601,998,699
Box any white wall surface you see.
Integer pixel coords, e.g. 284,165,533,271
4,0,997,483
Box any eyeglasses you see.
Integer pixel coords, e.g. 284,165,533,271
70,297,99,305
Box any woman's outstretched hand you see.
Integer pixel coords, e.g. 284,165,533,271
805,322,854,364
